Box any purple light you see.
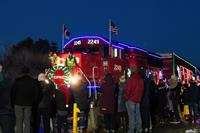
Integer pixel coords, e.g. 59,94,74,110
112,44,124,50
63,36,160,58
64,36,124,50
64,36,110,48
118,43,148,53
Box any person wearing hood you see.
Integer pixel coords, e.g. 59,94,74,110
100,73,116,133
168,74,181,124
125,67,144,133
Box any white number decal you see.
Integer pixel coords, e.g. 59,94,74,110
74,40,81,45
114,64,122,71
88,39,99,45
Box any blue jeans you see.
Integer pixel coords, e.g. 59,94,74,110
126,100,142,133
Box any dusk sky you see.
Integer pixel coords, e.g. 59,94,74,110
0,0,200,66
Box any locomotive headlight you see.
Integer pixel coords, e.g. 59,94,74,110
69,74,82,85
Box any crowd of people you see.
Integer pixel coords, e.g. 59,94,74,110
1,61,200,133
99,67,200,133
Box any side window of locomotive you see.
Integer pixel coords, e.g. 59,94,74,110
74,47,86,53
102,45,109,57
113,48,118,58
113,48,122,59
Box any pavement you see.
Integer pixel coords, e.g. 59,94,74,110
152,124,200,133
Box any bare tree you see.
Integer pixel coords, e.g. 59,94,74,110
2,37,58,82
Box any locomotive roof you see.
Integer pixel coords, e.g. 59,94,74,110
64,35,162,59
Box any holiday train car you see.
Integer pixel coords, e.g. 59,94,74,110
57,35,163,85
160,53,198,84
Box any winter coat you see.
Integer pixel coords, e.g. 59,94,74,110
188,82,199,103
141,78,151,108
38,81,52,109
100,75,116,114
117,82,126,112
72,82,89,113
125,73,144,103
157,85,167,108
11,75,41,107
55,89,67,112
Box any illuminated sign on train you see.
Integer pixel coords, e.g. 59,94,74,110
73,39,100,46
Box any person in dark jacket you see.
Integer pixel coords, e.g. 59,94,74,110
0,63,15,133
157,79,167,124
55,85,73,133
188,79,199,123
71,73,89,131
35,73,53,133
168,75,181,124
11,67,41,133
149,74,158,127
125,67,144,133
100,73,116,133
140,68,151,133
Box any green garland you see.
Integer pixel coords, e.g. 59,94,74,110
48,66,72,89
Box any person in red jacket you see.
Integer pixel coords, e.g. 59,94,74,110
125,67,144,133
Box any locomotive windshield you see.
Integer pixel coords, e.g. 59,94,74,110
73,46,99,54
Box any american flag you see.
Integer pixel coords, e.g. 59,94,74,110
63,24,70,39
110,21,119,35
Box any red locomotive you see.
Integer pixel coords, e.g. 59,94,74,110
51,35,163,86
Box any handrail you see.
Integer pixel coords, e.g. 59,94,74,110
92,66,98,100
78,67,92,98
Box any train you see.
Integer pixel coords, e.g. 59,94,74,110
48,35,199,90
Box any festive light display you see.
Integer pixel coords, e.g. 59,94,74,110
48,66,72,89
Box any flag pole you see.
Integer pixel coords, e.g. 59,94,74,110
109,19,111,45
62,24,64,53
109,19,112,57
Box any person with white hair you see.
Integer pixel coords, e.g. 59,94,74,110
34,73,53,133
